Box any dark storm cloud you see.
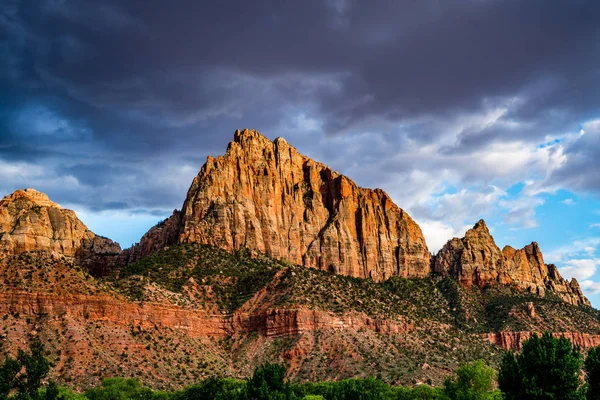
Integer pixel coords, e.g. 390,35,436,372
1,0,600,213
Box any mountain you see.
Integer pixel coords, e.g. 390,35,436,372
0,188,121,275
1,129,599,390
434,219,589,306
128,129,431,281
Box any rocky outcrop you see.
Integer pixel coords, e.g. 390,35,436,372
125,210,182,263
134,129,431,281
434,220,590,306
484,331,600,351
0,188,121,275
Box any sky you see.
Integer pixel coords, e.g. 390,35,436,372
2,0,600,305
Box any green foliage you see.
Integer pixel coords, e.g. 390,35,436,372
245,363,289,400
585,345,600,400
443,360,498,400
172,377,244,400
43,382,60,400
396,384,447,399
0,339,54,400
498,332,585,400
84,378,162,400
16,340,50,400
0,356,21,400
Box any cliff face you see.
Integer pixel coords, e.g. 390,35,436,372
434,220,589,306
0,188,121,275
135,129,431,281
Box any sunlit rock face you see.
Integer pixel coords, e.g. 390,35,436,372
134,129,431,281
0,188,121,275
434,219,590,306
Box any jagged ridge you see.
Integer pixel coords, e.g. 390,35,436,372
434,219,589,306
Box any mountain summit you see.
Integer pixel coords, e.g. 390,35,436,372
0,188,121,275
434,219,589,306
130,129,431,281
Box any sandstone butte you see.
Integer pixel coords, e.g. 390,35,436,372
0,188,122,275
129,128,432,281
434,219,590,306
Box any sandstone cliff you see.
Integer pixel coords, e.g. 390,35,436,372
0,188,121,275
434,219,589,306
134,129,431,281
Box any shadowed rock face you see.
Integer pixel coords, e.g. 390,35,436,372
434,219,590,306
0,188,121,275
134,129,431,281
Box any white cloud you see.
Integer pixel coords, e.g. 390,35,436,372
562,198,575,205
544,237,600,264
558,258,600,281
499,196,545,229
579,280,600,295
590,223,600,229
418,220,469,253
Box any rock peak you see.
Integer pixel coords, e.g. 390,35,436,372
0,188,121,274
435,221,590,306
136,129,431,281
472,219,488,231
233,128,269,144
1,188,61,209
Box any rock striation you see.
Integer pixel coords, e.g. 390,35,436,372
0,188,121,275
483,331,600,351
133,129,431,281
434,219,590,306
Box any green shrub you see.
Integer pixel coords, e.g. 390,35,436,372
443,360,499,400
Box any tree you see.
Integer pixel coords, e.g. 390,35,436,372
0,339,57,400
0,356,21,400
245,363,289,400
443,360,498,400
585,345,600,400
16,340,50,400
498,332,585,400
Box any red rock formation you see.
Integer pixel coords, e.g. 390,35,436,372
232,308,413,337
135,129,431,281
0,189,121,274
483,331,600,350
0,290,414,342
0,291,228,338
434,220,590,306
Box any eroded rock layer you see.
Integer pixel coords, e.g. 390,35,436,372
0,188,121,274
136,129,431,281
434,220,589,306
483,331,600,351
